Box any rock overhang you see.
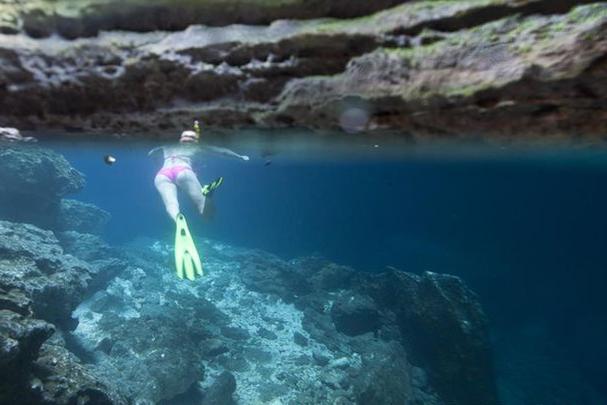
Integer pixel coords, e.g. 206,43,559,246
0,0,604,141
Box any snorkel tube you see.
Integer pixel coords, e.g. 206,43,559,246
193,120,201,142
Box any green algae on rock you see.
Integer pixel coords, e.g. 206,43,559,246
267,2,607,137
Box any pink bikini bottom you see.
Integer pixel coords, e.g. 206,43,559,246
157,165,192,183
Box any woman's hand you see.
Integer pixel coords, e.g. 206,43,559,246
241,155,250,161
148,147,162,157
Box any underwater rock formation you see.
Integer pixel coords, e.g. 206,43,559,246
0,220,126,404
57,199,111,235
361,270,496,405
0,145,126,403
0,145,84,201
0,309,54,401
243,256,498,405
0,221,93,329
0,145,84,229
0,0,605,139
65,238,498,405
0,145,498,403
0,197,497,403
0,145,111,235
34,331,126,405
58,230,130,294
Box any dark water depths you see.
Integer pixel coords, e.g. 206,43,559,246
47,134,607,404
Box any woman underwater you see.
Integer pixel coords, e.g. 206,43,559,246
148,123,249,280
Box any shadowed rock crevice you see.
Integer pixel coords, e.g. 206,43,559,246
0,311,54,404
5,0,409,39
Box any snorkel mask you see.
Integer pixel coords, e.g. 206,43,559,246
180,121,201,143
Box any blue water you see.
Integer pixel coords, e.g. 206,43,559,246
50,136,607,403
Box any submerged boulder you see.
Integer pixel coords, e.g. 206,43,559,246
352,340,417,405
0,145,83,199
0,310,54,403
361,270,499,405
57,231,118,262
56,199,111,235
330,292,381,336
0,219,124,404
70,257,228,403
0,310,54,368
0,145,85,230
240,253,499,404
57,230,129,293
0,220,92,327
33,333,127,405
201,371,236,405
0,145,112,237
71,238,497,405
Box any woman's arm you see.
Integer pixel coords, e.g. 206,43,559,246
205,145,249,161
148,146,164,157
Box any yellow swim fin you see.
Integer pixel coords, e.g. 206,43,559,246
201,176,223,197
174,213,203,280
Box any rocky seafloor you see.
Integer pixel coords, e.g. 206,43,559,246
0,144,499,404
0,0,606,140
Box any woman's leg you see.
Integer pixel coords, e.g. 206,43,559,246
176,170,207,215
154,174,180,221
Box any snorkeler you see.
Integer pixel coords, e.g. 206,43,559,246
148,123,248,280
